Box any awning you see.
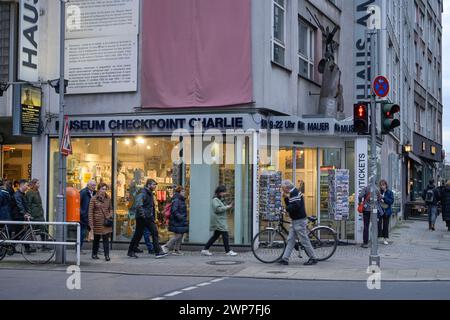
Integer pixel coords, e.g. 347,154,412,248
407,152,423,166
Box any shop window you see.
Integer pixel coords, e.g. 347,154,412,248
2,145,32,182
114,137,180,243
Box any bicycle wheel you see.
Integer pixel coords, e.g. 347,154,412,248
252,229,286,264
307,226,337,261
0,232,7,262
21,231,56,264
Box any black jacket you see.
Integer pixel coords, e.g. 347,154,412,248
135,188,155,220
12,190,30,220
439,186,450,221
422,184,440,206
284,188,307,221
169,193,189,234
0,188,12,221
80,187,95,226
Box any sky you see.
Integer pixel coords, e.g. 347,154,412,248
442,0,450,158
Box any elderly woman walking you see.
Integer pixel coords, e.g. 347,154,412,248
89,183,113,261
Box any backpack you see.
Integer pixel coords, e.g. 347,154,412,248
163,201,172,225
425,189,435,204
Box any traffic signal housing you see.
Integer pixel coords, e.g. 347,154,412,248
354,102,369,134
381,103,400,135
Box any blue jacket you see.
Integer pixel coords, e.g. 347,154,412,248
0,188,12,221
80,187,95,226
378,189,394,217
169,193,188,234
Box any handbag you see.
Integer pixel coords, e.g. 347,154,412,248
358,192,371,214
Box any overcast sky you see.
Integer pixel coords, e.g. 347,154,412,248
442,0,450,158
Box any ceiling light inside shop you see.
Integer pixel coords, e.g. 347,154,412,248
124,139,131,145
136,137,145,144
146,146,151,150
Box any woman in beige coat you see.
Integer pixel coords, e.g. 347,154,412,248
89,183,113,261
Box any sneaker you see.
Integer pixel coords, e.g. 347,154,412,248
226,250,238,256
361,244,369,249
303,258,318,266
383,239,389,245
201,249,213,256
161,245,169,254
171,250,184,256
278,259,289,266
127,251,138,259
155,252,168,259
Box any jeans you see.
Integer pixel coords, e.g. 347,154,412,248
80,225,88,250
378,214,390,239
128,217,162,255
363,211,371,245
428,205,438,227
204,230,230,253
92,234,110,257
166,233,184,251
282,218,317,261
143,227,155,252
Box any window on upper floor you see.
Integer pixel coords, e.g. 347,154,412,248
298,19,315,80
0,3,11,82
272,0,286,66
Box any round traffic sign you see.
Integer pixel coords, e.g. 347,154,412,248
373,76,390,98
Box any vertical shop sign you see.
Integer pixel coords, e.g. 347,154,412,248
355,138,368,243
18,0,39,82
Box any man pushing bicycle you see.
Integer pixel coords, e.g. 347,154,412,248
278,180,318,266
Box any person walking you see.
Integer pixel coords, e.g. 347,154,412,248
88,183,113,261
439,180,450,231
11,180,34,253
278,180,318,266
358,185,372,248
201,185,237,257
127,179,168,259
377,180,394,245
162,186,188,255
25,179,45,231
422,179,440,231
79,180,96,251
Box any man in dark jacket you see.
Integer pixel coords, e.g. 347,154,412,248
439,180,450,231
422,179,440,231
12,179,34,253
0,179,12,230
127,179,167,259
79,180,96,250
278,180,317,266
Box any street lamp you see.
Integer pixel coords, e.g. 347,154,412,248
404,144,412,153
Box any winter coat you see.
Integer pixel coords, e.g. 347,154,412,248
88,194,113,235
25,189,44,221
168,193,188,234
284,188,307,220
0,188,12,221
12,190,30,220
439,186,450,221
378,188,394,217
210,197,230,232
422,184,440,206
135,188,155,220
80,187,95,227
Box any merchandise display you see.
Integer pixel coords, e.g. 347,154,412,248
328,169,350,221
259,171,282,221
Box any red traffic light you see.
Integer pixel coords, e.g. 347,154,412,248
354,103,369,134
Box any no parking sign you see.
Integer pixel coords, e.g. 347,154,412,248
373,76,390,98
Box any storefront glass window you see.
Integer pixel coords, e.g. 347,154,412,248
2,145,32,182
114,137,179,242
49,138,112,223
295,149,318,216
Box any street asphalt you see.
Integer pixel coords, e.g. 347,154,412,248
0,269,449,300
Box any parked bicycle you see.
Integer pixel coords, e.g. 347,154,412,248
252,213,338,264
0,217,56,264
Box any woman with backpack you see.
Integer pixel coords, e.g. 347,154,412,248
201,185,237,256
422,179,440,231
439,180,450,232
162,186,189,255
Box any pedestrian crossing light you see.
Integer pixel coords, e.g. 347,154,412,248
354,102,369,134
381,103,400,135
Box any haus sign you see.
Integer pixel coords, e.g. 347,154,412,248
18,0,40,82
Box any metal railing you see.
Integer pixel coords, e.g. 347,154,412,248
0,221,80,266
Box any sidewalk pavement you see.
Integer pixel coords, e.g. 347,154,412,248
1,218,450,281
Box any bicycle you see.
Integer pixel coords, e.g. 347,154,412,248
0,217,56,264
251,213,338,264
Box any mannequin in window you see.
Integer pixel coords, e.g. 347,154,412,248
117,161,126,199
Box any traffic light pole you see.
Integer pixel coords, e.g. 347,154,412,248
367,29,380,267
55,0,67,265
